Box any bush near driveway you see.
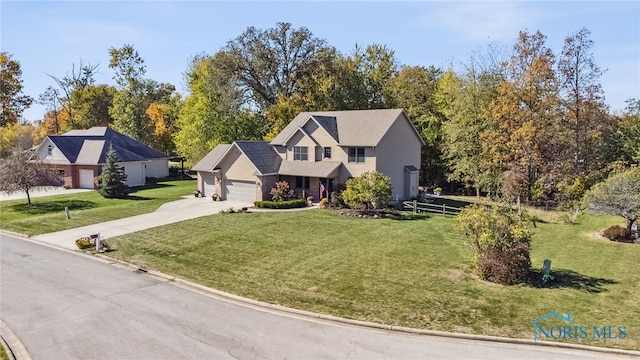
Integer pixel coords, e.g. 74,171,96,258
254,199,307,209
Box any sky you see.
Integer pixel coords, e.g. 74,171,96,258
2,1,639,123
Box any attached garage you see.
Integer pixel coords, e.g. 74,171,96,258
79,169,95,189
225,179,256,203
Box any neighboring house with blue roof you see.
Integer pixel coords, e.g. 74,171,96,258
33,127,170,189
192,109,424,203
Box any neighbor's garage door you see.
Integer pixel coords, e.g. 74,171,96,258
79,169,95,189
225,180,256,203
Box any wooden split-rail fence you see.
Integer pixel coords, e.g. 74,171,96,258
402,200,464,217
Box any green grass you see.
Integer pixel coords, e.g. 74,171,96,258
0,179,195,235
105,209,640,350
0,342,8,360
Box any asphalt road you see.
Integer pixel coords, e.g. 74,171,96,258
1,234,636,360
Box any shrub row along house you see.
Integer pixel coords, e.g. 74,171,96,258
193,109,425,203
32,127,170,189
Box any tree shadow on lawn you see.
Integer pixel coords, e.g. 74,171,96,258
395,212,432,221
9,200,96,215
122,195,153,201
528,268,618,293
129,182,175,192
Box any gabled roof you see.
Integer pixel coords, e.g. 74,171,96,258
281,126,320,147
191,144,231,172
270,109,424,147
44,127,169,165
310,115,339,142
235,141,282,175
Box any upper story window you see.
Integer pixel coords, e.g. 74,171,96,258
47,145,53,156
348,147,365,163
293,146,308,161
323,147,332,159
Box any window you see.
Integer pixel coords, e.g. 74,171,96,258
323,147,332,159
295,176,310,189
348,147,365,163
293,146,308,161
47,145,53,156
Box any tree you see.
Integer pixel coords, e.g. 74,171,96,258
72,84,116,129
109,45,177,144
0,52,33,126
388,65,447,185
0,123,36,158
438,46,504,196
486,30,560,203
617,99,640,164
351,43,399,109
38,86,65,135
557,28,609,173
99,145,129,198
45,61,99,129
455,205,532,285
585,167,640,231
0,149,62,205
342,171,392,210
216,22,332,111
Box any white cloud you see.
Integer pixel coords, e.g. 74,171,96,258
429,1,536,42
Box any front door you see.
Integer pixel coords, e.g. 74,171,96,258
320,178,335,200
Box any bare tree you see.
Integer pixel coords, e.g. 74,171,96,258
0,150,62,205
45,60,99,128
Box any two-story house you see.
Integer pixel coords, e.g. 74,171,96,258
192,109,425,203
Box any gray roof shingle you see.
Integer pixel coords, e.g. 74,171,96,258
278,160,342,178
47,127,169,164
235,141,282,175
270,109,422,147
191,144,231,172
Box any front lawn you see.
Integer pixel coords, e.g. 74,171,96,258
0,179,195,235
105,209,640,350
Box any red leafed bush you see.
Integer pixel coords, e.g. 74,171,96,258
602,225,631,242
476,242,532,285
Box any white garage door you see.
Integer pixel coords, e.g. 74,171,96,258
225,180,256,203
203,173,216,197
79,169,94,189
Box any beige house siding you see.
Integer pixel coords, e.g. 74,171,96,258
302,120,338,162
285,130,316,161
219,147,258,181
258,175,279,201
337,146,377,186
375,115,422,200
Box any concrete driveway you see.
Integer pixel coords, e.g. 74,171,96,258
0,187,92,201
31,196,253,250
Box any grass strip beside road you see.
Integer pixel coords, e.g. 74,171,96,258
0,179,195,235
105,209,640,350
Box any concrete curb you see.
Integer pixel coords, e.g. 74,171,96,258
0,320,31,360
5,230,640,357
93,253,640,357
